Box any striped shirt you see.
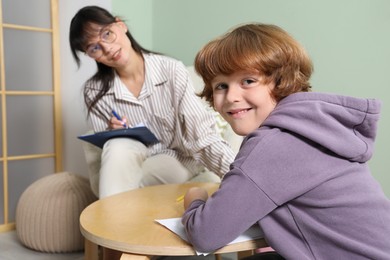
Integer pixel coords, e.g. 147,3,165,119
84,53,235,177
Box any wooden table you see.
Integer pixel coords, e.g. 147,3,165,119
80,182,267,260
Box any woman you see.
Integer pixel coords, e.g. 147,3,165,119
69,6,234,199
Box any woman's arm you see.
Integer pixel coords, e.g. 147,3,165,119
173,63,235,177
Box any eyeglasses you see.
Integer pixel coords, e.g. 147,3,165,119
85,24,117,59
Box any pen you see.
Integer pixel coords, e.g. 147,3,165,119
112,110,127,128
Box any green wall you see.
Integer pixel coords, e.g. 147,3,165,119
113,0,390,198
113,0,153,50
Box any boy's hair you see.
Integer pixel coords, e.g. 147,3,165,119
195,23,313,106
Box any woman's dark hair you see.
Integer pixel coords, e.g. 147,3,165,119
69,5,154,117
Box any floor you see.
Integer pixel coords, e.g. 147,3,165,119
0,230,236,260
0,231,83,260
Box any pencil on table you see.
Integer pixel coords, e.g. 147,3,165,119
176,194,184,202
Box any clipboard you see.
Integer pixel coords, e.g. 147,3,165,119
78,126,159,148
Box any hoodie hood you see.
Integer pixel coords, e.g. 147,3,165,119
263,92,381,163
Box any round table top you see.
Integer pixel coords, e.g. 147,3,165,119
80,182,266,256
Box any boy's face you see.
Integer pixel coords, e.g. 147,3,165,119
211,71,276,136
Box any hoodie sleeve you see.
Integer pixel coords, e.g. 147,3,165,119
181,165,277,253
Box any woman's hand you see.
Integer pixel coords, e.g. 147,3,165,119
184,187,209,210
109,116,128,129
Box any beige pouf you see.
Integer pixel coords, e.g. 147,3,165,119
16,172,97,253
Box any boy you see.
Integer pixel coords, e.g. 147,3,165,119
181,23,390,259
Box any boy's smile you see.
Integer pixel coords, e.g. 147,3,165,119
211,71,276,136
228,107,252,118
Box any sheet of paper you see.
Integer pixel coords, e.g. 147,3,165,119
155,218,264,256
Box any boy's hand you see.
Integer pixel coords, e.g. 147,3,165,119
184,187,209,210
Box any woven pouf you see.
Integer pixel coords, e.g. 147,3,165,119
16,172,97,253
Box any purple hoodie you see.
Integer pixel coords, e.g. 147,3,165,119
182,92,390,259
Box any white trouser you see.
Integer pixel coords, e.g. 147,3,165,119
99,138,194,198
